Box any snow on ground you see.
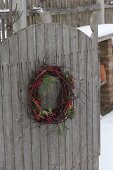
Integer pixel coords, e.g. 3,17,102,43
99,111,113,170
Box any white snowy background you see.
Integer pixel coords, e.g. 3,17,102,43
99,111,113,170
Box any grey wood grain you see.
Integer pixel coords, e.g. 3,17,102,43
91,14,100,170
0,47,6,170
70,27,80,170
9,34,24,170
86,36,93,170
63,24,73,170
55,23,65,170
2,64,15,170
35,24,45,63
78,31,87,170
44,23,59,170
36,24,49,170
1,39,15,170
18,29,32,170
27,25,41,170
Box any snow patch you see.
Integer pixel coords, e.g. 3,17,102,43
77,24,113,38
99,111,113,170
0,9,10,13
32,7,44,13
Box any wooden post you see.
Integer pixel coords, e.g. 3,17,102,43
96,0,105,24
90,11,100,170
40,12,52,23
13,0,27,32
36,12,52,24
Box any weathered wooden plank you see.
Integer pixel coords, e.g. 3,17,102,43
2,64,15,170
9,34,24,170
0,47,5,170
55,23,66,170
90,11,99,170
78,31,87,170
0,39,10,65
93,157,99,170
44,23,56,63
0,0,4,9
11,64,25,170
44,23,59,170
35,23,49,170
27,25,37,63
55,24,63,64
35,24,46,62
5,0,9,8
27,24,41,170
1,39,15,170
91,21,100,170
18,29,32,170
86,36,93,170
70,28,80,170
63,24,73,170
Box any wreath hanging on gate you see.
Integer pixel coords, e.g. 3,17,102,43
28,64,76,124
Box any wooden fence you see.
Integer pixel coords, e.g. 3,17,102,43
0,0,100,42
105,5,113,23
0,23,100,170
0,0,10,9
1,1,113,42
27,0,97,8
0,0,11,42
104,1,113,24
27,0,100,27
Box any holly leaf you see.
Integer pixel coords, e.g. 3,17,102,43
40,110,48,116
46,107,52,114
67,107,76,119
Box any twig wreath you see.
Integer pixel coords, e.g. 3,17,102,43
28,64,76,125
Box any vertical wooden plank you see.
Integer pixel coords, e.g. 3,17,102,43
91,14,100,170
93,157,99,170
35,23,49,170
27,25,37,64
36,24,46,62
1,40,15,170
63,24,73,170
5,0,9,8
27,25,41,170
56,24,63,65
9,34,24,170
0,0,4,9
0,46,6,170
18,29,32,170
86,36,93,170
55,24,66,170
70,28,80,170
78,31,87,170
44,23,59,170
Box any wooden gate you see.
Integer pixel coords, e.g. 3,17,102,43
0,23,100,170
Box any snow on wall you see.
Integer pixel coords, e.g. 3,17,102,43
77,24,113,42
